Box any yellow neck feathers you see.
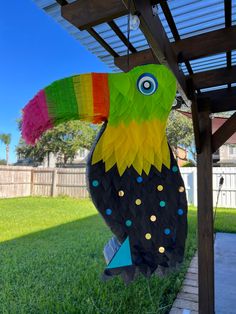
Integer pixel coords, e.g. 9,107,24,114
92,119,170,176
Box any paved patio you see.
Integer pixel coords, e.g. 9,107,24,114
215,233,236,314
170,232,236,314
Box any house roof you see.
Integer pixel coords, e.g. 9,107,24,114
181,111,236,144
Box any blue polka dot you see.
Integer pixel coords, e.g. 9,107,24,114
160,201,166,207
125,219,132,227
177,208,184,216
172,166,178,172
106,208,112,215
136,176,143,183
92,180,99,187
164,228,171,235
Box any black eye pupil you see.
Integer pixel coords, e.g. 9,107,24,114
143,81,151,89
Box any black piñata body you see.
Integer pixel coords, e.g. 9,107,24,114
87,125,188,282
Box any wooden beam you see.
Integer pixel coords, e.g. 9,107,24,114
197,107,214,314
191,97,201,154
115,49,158,71
198,87,236,113
224,0,232,88
61,0,127,30
123,0,189,105
212,112,236,153
190,66,236,89
115,26,236,67
175,26,236,62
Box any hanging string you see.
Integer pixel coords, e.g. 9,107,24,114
213,175,224,242
127,0,131,71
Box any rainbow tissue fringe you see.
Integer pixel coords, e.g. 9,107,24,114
22,73,109,144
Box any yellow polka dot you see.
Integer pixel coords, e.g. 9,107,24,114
150,215,157,222
118,190,125,197
159,246,165,253
135,199,142,205
179,186,185,192
157,185,164,191
145,233,152,240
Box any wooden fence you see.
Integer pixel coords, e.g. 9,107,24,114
0,166,89,198
1,166,236,207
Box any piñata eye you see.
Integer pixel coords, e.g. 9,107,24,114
137,73,158,95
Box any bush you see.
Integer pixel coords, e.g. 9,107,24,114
182,160,196,167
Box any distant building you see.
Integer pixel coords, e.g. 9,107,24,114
217,144,236,166
41,148,90,168
15,148,90,168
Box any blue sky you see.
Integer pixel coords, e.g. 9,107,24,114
0,0,110,163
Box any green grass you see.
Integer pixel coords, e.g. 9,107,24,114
0,197,235,314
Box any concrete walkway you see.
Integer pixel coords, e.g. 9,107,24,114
215,233,236,314
169,232,236,314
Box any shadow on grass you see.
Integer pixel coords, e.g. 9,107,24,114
0,213,197,314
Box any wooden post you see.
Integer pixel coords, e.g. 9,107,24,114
197,108,214,314
51,169,58,197
30,168,34,196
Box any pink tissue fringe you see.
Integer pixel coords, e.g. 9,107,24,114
22,90,53,145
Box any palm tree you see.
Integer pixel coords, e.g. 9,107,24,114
0,133,11,165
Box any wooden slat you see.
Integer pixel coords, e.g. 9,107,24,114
198,87,236,113
55,0,68,5
123,0,189,105
159,1,193,75
159,1,180,40
197,108,214,314
190,66,236,89
225,0,232,27
107,21,137,53
212,112,236,153
61,0,127,30
115,26,236,68
87,28,119,57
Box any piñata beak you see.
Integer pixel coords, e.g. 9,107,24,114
22,73,110,145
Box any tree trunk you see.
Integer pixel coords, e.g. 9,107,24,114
6,144,9,165
64,155,68,166
47,151,50,167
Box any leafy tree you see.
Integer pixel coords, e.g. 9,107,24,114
16,121,99,166
0,159,7,165
0,133,11,165
166,110,194,162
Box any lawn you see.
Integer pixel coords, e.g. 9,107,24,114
0,197,235,314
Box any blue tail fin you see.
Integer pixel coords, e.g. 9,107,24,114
107,237,132,269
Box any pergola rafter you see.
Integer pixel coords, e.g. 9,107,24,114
114,26,236,65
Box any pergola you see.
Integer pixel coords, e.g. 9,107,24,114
34,1,236,313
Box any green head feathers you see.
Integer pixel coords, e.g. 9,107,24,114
108,64,177,126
